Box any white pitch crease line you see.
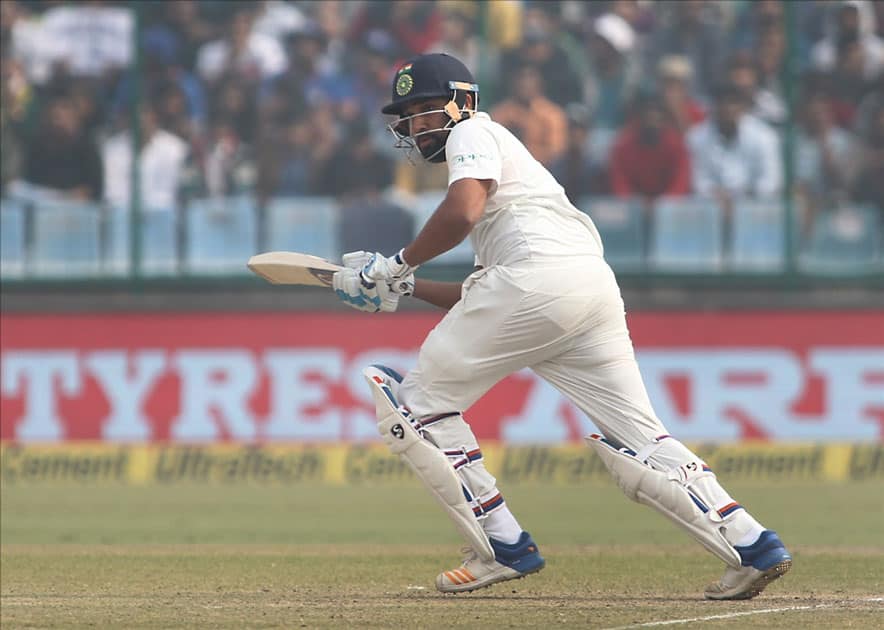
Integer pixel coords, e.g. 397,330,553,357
602,605,828,629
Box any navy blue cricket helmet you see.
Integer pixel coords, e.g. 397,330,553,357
382,53,479,163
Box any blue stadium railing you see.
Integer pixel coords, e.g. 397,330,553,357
1,193,882,285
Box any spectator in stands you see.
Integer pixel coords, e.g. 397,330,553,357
850,100,884,214
501,14,583,108
657,55,705,132
32,0,133,83
427,4,482,81
827,35,879,127
209,77,257,147
645,0,728,104
726,52,785,128
753,22,788,126
271,115,323,197
349,0,442,58
583,12,638,129
811,0,883,79
252,0,307,43
143,0,216,72
203,118,253,199
112,27,207,144
22,93,102,200
279,21,356,109
102,105,189,211
196,4,287,86
794,89,854,233
687,82,782,215
549,103,606,203
325,118,414,255
608,92,691,202
491,64,568,167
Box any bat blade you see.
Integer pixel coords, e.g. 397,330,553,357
247,251,343,287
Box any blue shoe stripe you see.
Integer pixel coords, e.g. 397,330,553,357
735,530,792,569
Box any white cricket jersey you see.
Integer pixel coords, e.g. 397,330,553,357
445,112,604,267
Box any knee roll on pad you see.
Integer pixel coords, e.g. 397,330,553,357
585,433,742,568
364,365,495,561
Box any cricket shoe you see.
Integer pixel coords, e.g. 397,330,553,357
705,530,792,600
436,531,545,593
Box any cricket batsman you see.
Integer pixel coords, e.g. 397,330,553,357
332,53,792,599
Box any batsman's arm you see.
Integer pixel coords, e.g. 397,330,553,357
401,177,491,265
411,279,463,310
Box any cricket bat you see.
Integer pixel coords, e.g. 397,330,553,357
247,251,343,287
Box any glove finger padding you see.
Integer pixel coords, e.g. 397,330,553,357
333,268,400,313
362,249,418,284
342,250,373,269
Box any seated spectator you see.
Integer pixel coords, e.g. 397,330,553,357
501,20,583,108
828,36,878,127
102,105,189,211
609,92,691,202
348,0,442,58
319,118,413,255
196,4,287,86
657,55,705,132
491,64,567,167
22,93,102,200
112,27,207,142
317,118,393,199
426,4,482,81
209,77,258,146
686,82,782,215
794,90,854,234
644,0,728,104
726,52,785,128
850,101,884,215
142,0,216,72
811,0,883,80
583,12,638,129
753,24,789,127
272,116,323,197
36,1,133,82
549,104,606,202
203,118,253,198
252,0,307,43
279,22,356,108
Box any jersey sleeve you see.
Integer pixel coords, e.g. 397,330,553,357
445,121,502,191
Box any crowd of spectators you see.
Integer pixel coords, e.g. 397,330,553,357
1,0,882,250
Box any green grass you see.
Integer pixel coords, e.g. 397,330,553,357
2,481,883,628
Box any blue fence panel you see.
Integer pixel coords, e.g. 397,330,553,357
185,196,257,273
650,196,723,271
264,196,338,260
579,196,644,270
0,198,25,277
31,199,102,276
799,206,882,274
730,198,785,271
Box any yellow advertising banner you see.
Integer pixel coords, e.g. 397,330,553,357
1,442,881,485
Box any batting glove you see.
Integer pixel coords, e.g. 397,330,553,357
332,266,399,313
343,250,415,297
360,249,418,290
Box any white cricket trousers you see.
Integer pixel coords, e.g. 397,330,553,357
398,255,669,450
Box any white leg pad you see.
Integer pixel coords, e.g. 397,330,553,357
365,367,495,562
585,434,741,568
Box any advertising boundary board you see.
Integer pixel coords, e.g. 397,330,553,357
1,442,882,485
2,311,883,443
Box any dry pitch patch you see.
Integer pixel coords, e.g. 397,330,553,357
2,545,882,629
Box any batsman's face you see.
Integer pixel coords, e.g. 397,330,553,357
396,97,452,160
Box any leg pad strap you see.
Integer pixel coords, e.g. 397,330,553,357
365,367,495,562
585,434,742,568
